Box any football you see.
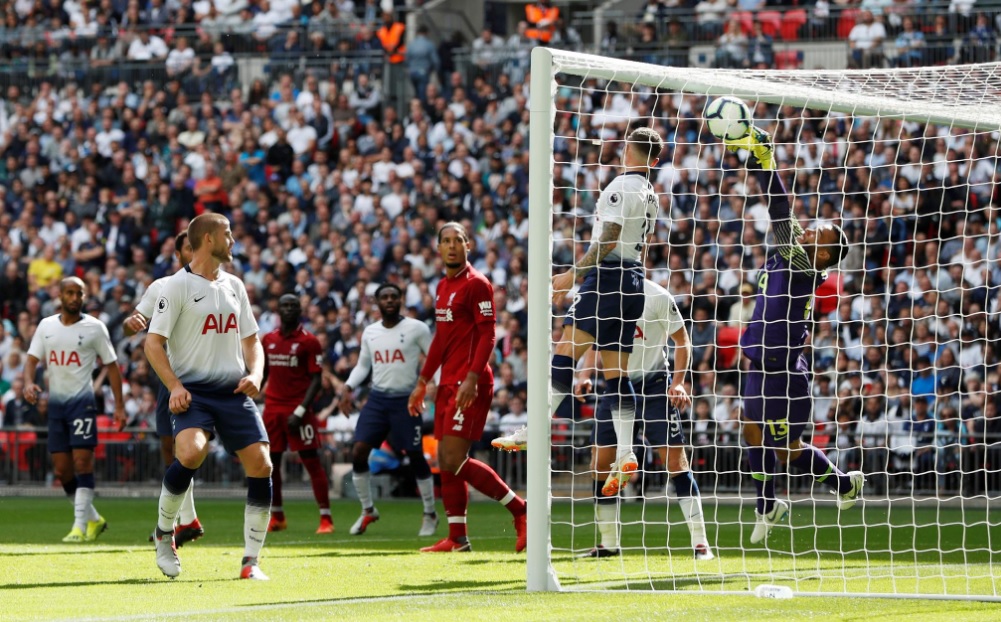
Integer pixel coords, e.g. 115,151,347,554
705,96,753,141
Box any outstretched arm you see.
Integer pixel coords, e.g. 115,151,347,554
753,169,814,273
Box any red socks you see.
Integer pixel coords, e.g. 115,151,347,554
441,470,469,540
301,456,330,510
457,458,526,517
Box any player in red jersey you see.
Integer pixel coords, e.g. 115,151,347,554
408,222,527,553
261,294,332,534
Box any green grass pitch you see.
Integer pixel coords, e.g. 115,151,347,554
2,496,1000,621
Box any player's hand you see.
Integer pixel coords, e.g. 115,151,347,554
124,313,147,334
574,375,593,402
113,405,128,431
23,382,41,405
551,270,575,306
408,382,427,417
667,383,692,410
340,387,354,414
456,377,478,410
234,374,262,399
287,414,302,434
169,384,192,414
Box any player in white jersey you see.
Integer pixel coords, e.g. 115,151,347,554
23,277,126,543
123,232,204,547
340,283,438,537
506,126,663,496
145,213,271,580
576,279,713,560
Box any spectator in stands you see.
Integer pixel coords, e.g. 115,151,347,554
525,0,559,43
715,18,748,68
962,14,996,63
664,18,690,67
848,10,886,69
376,10,406,66
746,20,774,68
406,25,440,104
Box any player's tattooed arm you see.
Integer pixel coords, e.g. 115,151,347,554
575,222,622,279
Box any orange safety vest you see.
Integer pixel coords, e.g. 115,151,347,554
525,4,559,43
377,22,406,64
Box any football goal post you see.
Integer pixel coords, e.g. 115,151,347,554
526,47,1001,600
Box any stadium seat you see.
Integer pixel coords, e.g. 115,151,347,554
757,11,782,38
716,326,743,369
837,8,860,40
733,11,755,35
780,9,808,41
774,49,804,69
815,272,843,315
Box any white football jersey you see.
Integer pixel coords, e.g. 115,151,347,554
134,277,167,319
629,279,687,381
593,171,657,265
147,267,258,387
27,314,117,404
346,317,432,396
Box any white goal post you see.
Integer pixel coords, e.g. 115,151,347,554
526,47,1001,599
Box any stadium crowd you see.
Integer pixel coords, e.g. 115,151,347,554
1,0,1000,498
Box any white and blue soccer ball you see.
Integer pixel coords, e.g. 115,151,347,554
705,96,753,141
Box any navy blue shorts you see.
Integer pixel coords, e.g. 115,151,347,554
353,391,422,453
152,373,173,438
172,382,268,454
48,394,99,453
741,368,811,448
564,262,644,353
594,374,685,448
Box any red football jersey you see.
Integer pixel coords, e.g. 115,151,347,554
421,264,496,386
262,326,323,409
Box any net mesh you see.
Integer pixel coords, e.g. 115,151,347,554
538,50,1001,599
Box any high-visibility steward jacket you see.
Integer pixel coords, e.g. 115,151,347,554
378,21,406,64
525,3,559,42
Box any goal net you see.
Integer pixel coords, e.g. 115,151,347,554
525,48,1001,600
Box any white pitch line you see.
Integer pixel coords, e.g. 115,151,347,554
53,591,513,622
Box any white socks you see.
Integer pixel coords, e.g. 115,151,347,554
353,471,374,512
157,484,184,533
611,413,636,463
74,487,95,531
244,504,270,559
178,480,198,525
595,502,620,550
679,496,709,548
417,476,436,514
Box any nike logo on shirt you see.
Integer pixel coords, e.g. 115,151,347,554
194,296,206,303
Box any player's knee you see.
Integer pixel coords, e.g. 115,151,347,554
352,443,372,471
409,450,432,479
773,448,791,464
667,451,689,474
437,450,466,474
72,455,93,475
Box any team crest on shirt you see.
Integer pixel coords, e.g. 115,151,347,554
156,297,168,312
291,343,299,353
447,292,457,307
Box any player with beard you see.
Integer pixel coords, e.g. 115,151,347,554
24,276,126,542
408,223,527,553
146,213,272,579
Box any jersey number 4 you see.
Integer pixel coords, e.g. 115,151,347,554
452,409,465,431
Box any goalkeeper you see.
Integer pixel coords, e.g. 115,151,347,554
728,127,865,545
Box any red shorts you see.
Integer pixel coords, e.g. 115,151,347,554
434,383,494,441
264,405,322,453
